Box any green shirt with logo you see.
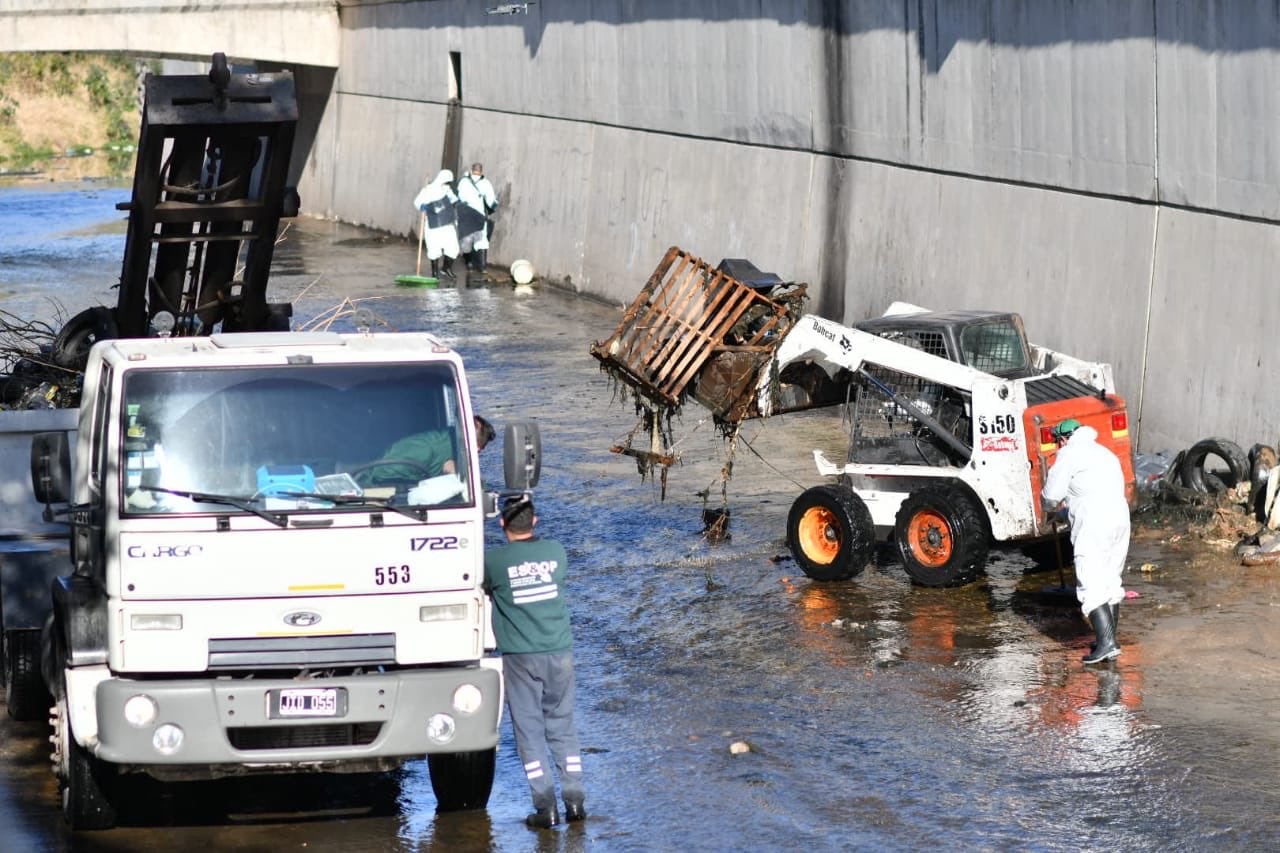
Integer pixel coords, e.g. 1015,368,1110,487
483,537,573,654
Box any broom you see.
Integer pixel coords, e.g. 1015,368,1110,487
395,211,438,287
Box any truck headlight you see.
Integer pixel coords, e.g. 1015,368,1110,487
452,684,482,715
420,603,469,622
123,694,158,728
426,713,456,744
131,613,183,631
152,723,184,755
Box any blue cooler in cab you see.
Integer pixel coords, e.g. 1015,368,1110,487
256,464,316,497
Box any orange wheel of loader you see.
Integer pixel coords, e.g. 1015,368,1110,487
904,508,954,568
786,485,875,581
893,483,989,587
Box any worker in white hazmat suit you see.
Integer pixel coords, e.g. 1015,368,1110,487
1041,418,1130,665
412,170,460,280
456,162,498,274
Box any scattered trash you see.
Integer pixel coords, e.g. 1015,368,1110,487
1124,590,1141,599
728,740,751,755
1138,562,1159,573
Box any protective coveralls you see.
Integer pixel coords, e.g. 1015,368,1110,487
456,166,498,268
411,170,460,274
1042,424,1129,614
1042,423,1129,662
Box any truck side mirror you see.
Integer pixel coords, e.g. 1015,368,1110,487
31,431,71,505
503,422,541,491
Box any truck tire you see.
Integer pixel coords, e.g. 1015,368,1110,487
428,748,496,811
1178,438,1248,494
894,483,990,587
4,628,51,722
786,485,875,581
53,671,118,830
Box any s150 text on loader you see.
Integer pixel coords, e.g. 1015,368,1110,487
591,247,1136,587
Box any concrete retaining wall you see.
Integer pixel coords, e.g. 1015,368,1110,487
260,2,1280,452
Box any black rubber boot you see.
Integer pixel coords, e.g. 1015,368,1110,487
477,249,487,273
525,806,559,828
430,258,439,279
564,800,586,823
1111,601,1121,651
1083,605,1120,664
441,256,456,280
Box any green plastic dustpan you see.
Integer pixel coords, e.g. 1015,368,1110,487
395,274,439,288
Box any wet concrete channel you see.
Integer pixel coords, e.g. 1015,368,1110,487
1,182,1278,851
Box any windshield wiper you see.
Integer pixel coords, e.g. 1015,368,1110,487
139,485,288,528
287,492,429,523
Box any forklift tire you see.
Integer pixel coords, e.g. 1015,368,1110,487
786,485,875,581
428,748,496,811
894,483,990,587
1178,438,1248,494
4,628,51,722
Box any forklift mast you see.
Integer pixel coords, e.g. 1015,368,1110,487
114,53,298,338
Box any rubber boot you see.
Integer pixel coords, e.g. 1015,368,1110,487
477,249,487,273
564,799,586,823
525,805,559,828
441,256,456,280
1089,601,1123,657
1082,605,1120,664
430,258,439,279
1111,601,1121,652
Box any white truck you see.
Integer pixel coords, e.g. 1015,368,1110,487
28,329,540,829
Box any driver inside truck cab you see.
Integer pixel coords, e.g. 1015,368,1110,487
357,415,494,485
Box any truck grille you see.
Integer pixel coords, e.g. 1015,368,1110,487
208,633,396,670
1024,374,1102,405
228,723,382,751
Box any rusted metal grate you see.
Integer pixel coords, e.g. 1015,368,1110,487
590,246,796,411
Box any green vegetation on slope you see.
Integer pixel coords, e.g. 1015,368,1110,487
0,52,158,175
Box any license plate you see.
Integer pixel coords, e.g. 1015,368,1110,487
268,687,347,719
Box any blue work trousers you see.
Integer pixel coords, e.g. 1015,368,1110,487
503,650,585,810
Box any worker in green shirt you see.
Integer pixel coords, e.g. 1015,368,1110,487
483,495,586,828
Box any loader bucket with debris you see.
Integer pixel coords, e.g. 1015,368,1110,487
590,246,806,423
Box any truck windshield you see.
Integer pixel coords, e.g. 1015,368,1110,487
958,320,1030,377
119,363,475,515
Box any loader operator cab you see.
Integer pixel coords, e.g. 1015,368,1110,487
846,311,1037,468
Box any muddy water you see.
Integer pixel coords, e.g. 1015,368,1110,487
1,185,1278,851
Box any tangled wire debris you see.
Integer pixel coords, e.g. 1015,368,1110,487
0,307,85,409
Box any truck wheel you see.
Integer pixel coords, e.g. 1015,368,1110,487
786,485,875,581
52,668,118,830
894,484,989,587
4,628,51,722
1178,438,1248,493
428,748,496,811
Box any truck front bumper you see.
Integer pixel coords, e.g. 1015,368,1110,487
89,665,501,766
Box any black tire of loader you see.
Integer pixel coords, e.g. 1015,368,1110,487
786,485,876,582
428,748,496,811
4,627,51,722
894,483,990,588
1178,438,1249,494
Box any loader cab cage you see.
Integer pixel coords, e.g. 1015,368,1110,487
114,54,298,340
855,311,1036,380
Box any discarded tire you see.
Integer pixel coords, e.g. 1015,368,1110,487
1178,438,1248,494
53,307,117,369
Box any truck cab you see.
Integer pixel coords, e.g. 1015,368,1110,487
31,330,540,829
